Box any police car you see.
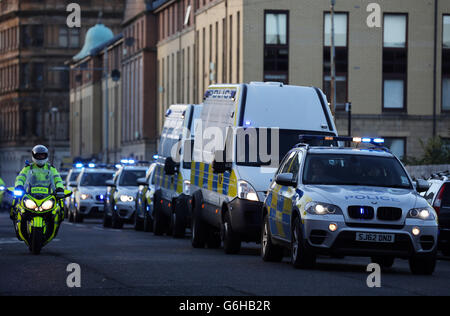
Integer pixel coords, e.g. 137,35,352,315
68,165,115,222
422,171,450,255
63,166,83,217
134,162,157,232
103,161,148,229
261,136,438,275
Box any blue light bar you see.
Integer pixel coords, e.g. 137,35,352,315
88,163,96,168
153,155,159,160
128,159,136,164
361,138,372,143
115,164,121,169
372,138,385,144
120,159,129,164
75,163,83,168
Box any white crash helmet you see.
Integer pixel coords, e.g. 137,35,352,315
32,145,49,167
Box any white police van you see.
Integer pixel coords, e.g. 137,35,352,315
153,104,202,237
262,135,438,275
189,82,338,253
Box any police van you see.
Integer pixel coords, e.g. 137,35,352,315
262,135,437,275
153,104,202,238
189,82,338,254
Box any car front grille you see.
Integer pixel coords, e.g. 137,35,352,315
348,206,374,220
377,207,402,221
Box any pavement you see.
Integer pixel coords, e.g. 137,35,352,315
1,213,450,296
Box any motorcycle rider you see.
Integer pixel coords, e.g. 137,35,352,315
12,145,65,221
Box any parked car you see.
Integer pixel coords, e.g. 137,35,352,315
422,171,450,255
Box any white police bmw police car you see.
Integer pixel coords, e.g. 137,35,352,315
261,136,438,275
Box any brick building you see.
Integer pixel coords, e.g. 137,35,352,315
69,0,158,163
152,0,450,161
0,0,124,185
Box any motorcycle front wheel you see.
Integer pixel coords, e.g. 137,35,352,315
29,227,44,255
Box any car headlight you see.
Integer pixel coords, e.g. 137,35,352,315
183,180,190,195
305,202,343,215
120,195,134,202
80,194,91,200
407,207,435,220
24,198,38,210
237,180,259,202
41,199,54,211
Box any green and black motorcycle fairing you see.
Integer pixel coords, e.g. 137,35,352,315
8,185,72,255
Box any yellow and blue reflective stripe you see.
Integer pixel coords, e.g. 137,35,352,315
190,161,237,198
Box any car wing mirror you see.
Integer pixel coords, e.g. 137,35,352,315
275,173,297,187
164,157,179,175
105,180,116,188
212,150,231,174
416,179,430,193
137,177,148,186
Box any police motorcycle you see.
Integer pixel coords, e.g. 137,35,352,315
8,171,72,255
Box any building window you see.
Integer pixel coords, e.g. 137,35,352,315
384,138,406,160
59,28,68,47
264,11,289,84
383,14,408,111
323,12,348,110
442,15,450,111
22,25,44,48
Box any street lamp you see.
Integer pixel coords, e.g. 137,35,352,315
49,106,59,165
330,0,336,117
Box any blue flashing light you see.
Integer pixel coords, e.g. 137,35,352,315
373,138,385,144
88,163,96,168
13,190,24,197
362,138,372,143
75,163,83,168
128,159,136,164
153,155,159,160
120,159,129,164
115,164,121,169
99,195,104,200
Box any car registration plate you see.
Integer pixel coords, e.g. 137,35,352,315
355,232,395,243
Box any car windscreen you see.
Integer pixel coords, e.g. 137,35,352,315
119,170,146,186
235,128,337,167
302,154,412,189
80,173,114,186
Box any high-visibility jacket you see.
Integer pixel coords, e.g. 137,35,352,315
0,177,5,204
15,163,64,192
